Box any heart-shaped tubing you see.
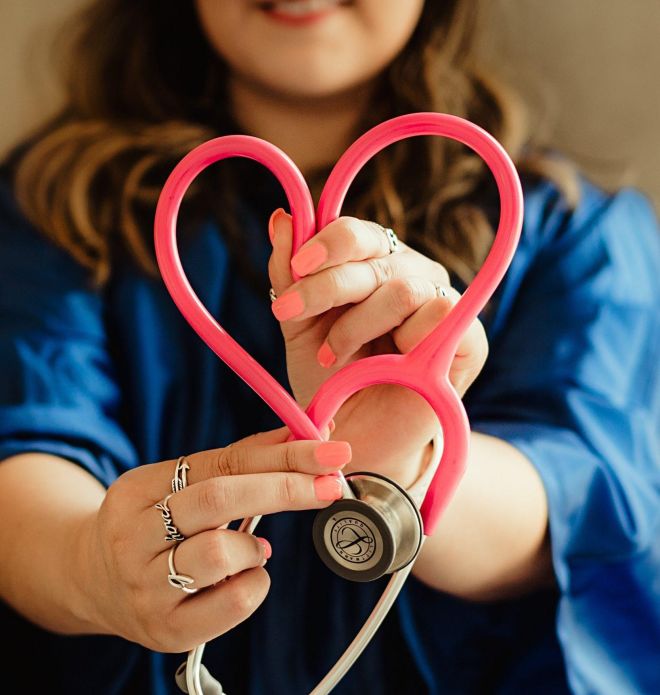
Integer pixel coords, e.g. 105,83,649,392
155,113,523,535
307,113,523,533
154,135,323,441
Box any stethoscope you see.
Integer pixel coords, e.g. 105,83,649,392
154,112,523,694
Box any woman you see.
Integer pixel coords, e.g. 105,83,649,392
0,1,658,693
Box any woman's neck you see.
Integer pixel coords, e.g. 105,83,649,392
229,76,374,175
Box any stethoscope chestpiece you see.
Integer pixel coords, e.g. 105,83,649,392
312,472,423,583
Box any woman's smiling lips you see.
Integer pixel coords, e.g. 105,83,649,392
257,0,352,27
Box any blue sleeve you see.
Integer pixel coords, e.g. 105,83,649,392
467,180,660,694
0,185,139,485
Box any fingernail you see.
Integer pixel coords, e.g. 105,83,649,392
314,441,352,468
272,291,304,321
256,537,272,560
317,341,336,368
268,208,288,244
291,244,328,277
314,474,343,501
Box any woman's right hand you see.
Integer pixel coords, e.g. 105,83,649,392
80,428,350,652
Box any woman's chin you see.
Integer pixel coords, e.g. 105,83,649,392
235,63,379,105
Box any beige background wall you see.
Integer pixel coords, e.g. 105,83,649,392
1,0,659,208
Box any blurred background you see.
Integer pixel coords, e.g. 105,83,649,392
1,0,659,208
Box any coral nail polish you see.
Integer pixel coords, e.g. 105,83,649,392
291,244,328,276
317,341,336,368
314,475,343,501
272,291,304,321
256,537,272,560
268,208,282,243
268,208,289,243
314,441,352,468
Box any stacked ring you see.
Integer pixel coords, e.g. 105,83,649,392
155,494,185,543
156,456,198,594
167,545,198,594
171,456,190,493
376,225,399,254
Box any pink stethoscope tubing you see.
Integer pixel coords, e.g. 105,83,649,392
154,112,523,538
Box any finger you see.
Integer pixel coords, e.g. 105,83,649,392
224,425,333,448
184,438,352,483
160,471,344,536
392,289,489,395
290,217,394,277
165,567,271,651
271,250,446,323
320,277,447,367
391,295,455,354
228,426,291,447
154,528,269,592
267,208,294,296
448,315,488,394
140,429,351,502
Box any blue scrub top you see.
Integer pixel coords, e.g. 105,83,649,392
0,170,658,695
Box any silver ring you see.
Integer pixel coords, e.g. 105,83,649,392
378,225,399,254
155,493,186,543
269,287,277,303
167,545,198,594
434,283,449,298
171,456,190,494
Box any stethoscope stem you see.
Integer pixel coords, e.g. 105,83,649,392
186,643,206,694
310,557,418,695
184,515,418,695
184,515,261,695
185,558,418,695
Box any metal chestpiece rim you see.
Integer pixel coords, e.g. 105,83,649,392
312,472,423,583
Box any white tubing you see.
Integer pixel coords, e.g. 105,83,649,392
310,559,417,695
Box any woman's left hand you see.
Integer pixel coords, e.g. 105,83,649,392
268,209,488,488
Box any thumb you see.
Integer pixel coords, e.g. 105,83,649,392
391,287,488,396
235,424,333,447
232,426,291,447
391,295,454,354
267,208,294,296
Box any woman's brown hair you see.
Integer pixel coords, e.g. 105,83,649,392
10,0,577,286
